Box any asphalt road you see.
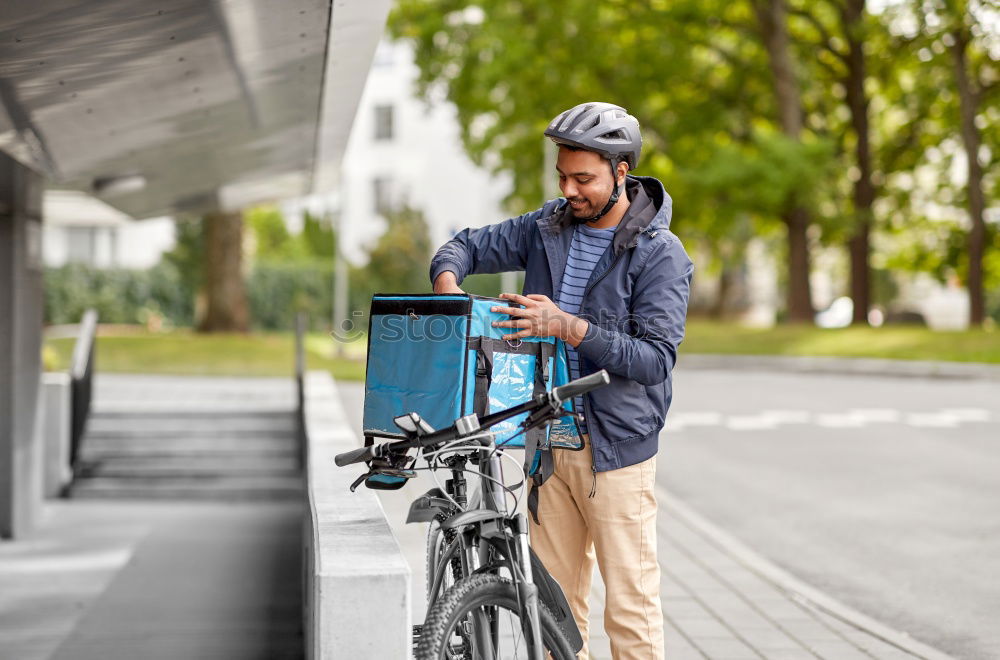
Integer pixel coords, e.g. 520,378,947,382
337,367,999,660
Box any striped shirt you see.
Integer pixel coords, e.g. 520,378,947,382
555,224,616,434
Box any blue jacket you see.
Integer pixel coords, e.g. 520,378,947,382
430,175,694,472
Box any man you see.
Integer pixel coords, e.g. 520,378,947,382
430,102,693,659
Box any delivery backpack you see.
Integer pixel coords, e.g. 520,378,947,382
362,294,585,491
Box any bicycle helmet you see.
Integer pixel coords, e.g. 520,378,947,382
544,102,642,222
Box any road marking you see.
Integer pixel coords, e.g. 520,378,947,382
725,415,778,431
665,407,993,432
940,407,993,422
848,408,902,423
665,411,723,431
761,409,814,424
815,413,867,428
905,413,960,428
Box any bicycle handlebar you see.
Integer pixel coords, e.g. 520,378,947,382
552,370,610,403
334,445,374,467
334,369,610,468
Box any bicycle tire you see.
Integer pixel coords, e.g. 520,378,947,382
416,573,576,660
426,519,441,600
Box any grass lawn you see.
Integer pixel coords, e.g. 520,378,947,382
683,320,1000,364
43,321,999,383
44,329,367,381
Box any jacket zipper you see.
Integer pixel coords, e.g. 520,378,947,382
579,250,626,498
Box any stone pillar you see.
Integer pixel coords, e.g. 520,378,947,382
0,151,44,538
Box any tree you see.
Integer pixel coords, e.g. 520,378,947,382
880,0,998,326
748,0,823,322
198,210,249,333
301,211,336,259
389,0,831,322
162,216,205,321
945,0,996,326
363,204,433,296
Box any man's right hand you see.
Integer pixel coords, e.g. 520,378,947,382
434,271,465,294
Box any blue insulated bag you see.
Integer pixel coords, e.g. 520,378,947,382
362,294,583,452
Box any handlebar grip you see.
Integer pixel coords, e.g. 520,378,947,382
553,369,610,403
334,445,374,467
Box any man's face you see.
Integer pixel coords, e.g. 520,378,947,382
556,147,617,219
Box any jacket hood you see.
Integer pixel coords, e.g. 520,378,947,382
553,174,672,255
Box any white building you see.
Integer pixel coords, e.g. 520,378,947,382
325,38,512,264
41,190,174,270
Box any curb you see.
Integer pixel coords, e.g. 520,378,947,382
658,487,956,660
679,354,1000,381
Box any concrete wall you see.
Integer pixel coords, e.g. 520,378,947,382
302,371,410,659
0,151,45,538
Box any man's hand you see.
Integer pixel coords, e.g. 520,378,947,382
434,271,465,294
491,293,590,347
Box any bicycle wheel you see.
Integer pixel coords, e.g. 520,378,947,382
416,573,576,660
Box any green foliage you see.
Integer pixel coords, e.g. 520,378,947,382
161,216,204,305
44,262,193,327
246,260,371,332
388,0,998,324
360,204,433,296
387,0,830,318
246,205,304,260
302,211,336,259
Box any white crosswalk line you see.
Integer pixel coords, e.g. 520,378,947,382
939,408,993,422
848,408,902,423
905,413,961,428
816,413,867,428
725,415,778,431
760,410,813,424
665,406,994,433
666,411,724,431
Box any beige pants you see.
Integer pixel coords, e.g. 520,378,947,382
529,441,664,659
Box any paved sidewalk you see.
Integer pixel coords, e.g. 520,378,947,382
340,379,953,659
0,374,305,660
0,501,303,660
380,474,953,660
640,489,951,660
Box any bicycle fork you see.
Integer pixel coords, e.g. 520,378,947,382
512,512,544,660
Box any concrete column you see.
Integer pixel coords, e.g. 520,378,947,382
0,151,45,538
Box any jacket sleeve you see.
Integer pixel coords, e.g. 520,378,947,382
575,235,694,386
429,209,542,285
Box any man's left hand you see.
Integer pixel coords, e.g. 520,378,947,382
491,293,589,347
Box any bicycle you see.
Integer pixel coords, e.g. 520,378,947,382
336,369,610,659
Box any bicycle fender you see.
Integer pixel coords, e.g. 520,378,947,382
406,488,453,524
530,547,584,653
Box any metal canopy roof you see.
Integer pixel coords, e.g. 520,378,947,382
0,0,390,218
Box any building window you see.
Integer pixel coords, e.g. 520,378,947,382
374,105,394,141
373,177,394,215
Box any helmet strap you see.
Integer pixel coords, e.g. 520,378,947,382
573,159,625,225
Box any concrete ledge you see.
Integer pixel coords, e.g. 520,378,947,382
681,354,1000,381
41,372,71,497
302,370,410,660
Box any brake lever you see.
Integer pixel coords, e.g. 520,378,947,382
349,472,369,492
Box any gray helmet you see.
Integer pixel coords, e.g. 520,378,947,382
544,102,642,171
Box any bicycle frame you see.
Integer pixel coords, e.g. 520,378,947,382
342,370,609,657
413,447,546,658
